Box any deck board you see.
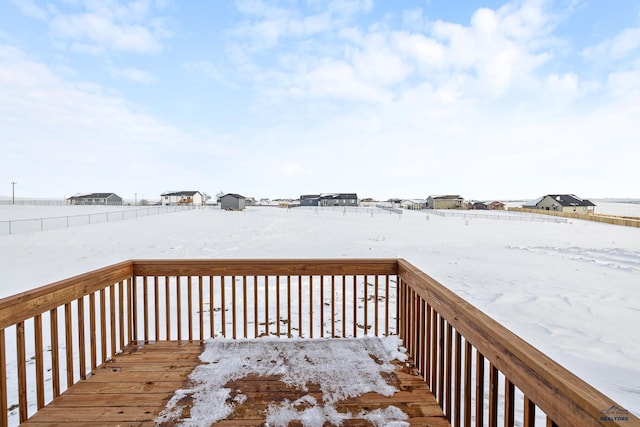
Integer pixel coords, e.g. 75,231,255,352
21,341,451,427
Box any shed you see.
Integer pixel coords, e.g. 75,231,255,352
220,193,246,211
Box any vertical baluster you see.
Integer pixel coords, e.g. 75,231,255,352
363,275,368,336
166,277,172,340
130,277,137,343
49,309,60,398
488,363,498,427
16,322,27,423
64,303,74,388
446,323,453,421
425,304,432,385
463,341,472,427
220,276,226,338
523,396,536,427
417,298,425,377
254,276,259,338
309,276,313,338
319,276,324,338
77,298,86,380
89,293,97,371
504,379,515,427
298,276,302,338
438,316,445,406
176,276,182,342
453,331,462,427
374,275,379,336
142,276,149,343
119,281,125,349
430,309,438,393
384,275,390,336
33,315,44,409
286,276,292,338
199,276,204,343
187,276,193,342
352,276,357,337
232,276,237,340
546,417,559,427
341,275,346,338
209,276,214,338
0,328,7,427
154,277,160,342
476,353,485,427
276,276,281,336
244,276,249,338
110,284,116,358
331,276,335,338
264,276,269,337
100,289,107,362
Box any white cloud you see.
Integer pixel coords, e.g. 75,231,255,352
10,0,48,20
110,66,157,84
583,27,640,61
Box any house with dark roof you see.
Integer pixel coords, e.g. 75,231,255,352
534,194,596,214
220,193,246,210
67,193,123,206
299,193,359,207
161,191,204,206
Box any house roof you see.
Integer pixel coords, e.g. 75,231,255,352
542,194,596,207
222,193,246,199
161,191,202,197
320,193,358,199
429,195,463,200
67,193,120,200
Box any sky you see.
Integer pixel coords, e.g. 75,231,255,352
1,0,639,202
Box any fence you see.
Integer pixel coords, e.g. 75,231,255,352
0,206,196,236
509,208,640,228
429,209,568,223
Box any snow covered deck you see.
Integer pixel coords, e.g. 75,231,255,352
20,339,450,426
1,258,637,427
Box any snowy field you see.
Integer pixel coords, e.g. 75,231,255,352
0,203,639,419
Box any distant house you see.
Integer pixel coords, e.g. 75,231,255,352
426,195,464,209
487,201,505,210
400,199,426,210
300,195,321,207
67,193,123,206
468,201,488,210
161,191,204,206
534,194,596,214
220,193,246,211
299,193,358,207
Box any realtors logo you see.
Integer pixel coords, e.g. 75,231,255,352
601,405,629,422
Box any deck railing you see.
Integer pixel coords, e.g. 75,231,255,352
0,259,636,427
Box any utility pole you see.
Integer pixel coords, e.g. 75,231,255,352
11,181,16,205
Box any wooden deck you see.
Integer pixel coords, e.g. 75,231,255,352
21,341,450,427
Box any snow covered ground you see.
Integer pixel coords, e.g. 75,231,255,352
0,203,639,420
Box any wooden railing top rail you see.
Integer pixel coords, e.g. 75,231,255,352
131,258,399,277
397,259,633,427
0,261,133,329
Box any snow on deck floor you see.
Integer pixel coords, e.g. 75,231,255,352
157,336,410,427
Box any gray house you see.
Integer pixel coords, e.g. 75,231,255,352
220,193,246,211
534,194,596,214
67,193,123,206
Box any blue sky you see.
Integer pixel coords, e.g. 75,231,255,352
1,0,639,201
